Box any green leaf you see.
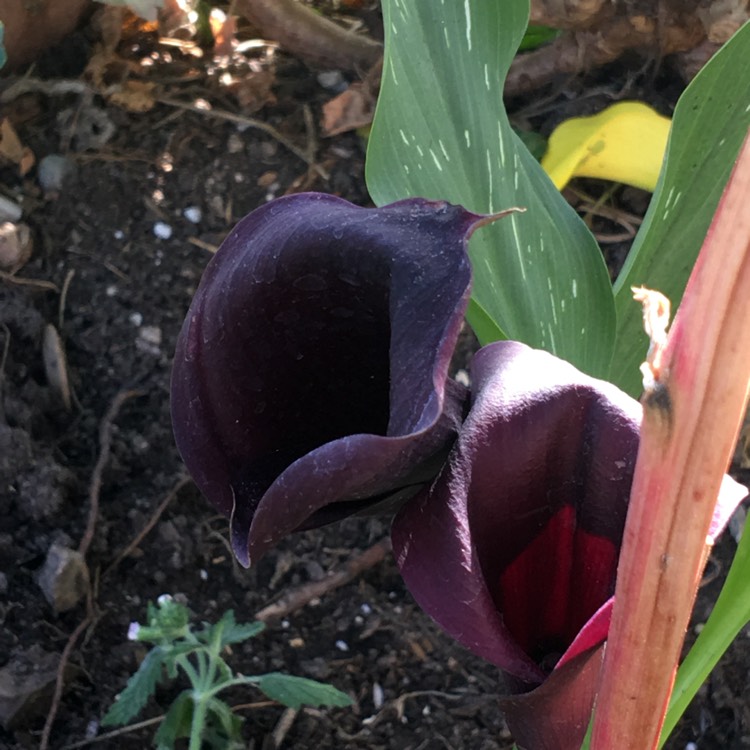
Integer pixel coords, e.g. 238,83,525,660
611,21,750,396
518,24,560,52
154,690,193,750
366,0,615,377
215,610,266,648
0,23,6,71
256,673,353,709
101,647,165,727
205,697,244,747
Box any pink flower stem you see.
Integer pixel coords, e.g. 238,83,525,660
591,130,750,749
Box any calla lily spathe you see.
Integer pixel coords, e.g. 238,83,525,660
171,193,488,566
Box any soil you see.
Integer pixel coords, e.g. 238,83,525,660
1,8,749,750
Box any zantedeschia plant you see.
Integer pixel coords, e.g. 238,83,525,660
171,192,747,749
172,193,513,566
170,4,750,750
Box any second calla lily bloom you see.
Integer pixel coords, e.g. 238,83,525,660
171,193,495,567
391,341,746,750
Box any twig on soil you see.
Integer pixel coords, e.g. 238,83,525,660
271,706,298,747
188,236,221,253
0,268,59,291
254,537,392,623
79,389,142,557
157,97,329,180
234,0,381,73
60,701,281,748
60,714,166,749
0,323,10,383
39,591,96,750
103,475,191,577
58,269,75,332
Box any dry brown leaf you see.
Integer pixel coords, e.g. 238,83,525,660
109,81,158,113
226,70,277,114
0,119,36,176
322,82,375,136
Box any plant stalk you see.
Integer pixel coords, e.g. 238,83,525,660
590,129,750,749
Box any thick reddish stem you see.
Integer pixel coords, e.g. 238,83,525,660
591,131,750,748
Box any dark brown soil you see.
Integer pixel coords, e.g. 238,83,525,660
0,10,748,750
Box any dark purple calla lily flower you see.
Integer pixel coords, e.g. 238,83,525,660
392,341,747,750
171,192,493,567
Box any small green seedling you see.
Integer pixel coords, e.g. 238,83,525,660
102,595,353,750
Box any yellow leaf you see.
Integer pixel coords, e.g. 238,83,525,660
541,102,671,192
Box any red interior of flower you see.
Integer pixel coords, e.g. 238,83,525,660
496,504,618,671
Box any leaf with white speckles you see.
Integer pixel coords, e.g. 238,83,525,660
611,21,750,397
366,0,615,378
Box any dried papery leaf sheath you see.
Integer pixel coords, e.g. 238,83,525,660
592,132,750,750
171,192,498,566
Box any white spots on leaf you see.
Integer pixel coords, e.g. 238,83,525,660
745,102,750,113
664,186,675,209
438,139,450,161
399,129,410,146
498,122,506,167
390,22,398,36
390,64,399,85
513,151,520,190
511,214,526,281
546,276,553,291
464,130,471,149
444,26,450,48
464,0,472,50
416,144,424,158
548,323,557,350
484,63,490,91
429,148,443,172
561,298,566,312
403,164,410,174
572,279,578,298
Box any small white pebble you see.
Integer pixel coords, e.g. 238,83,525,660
335,640,349,652
422,705,431,716
106,285,117,297
113,229,124,240
153,222,173,240
693,622,705,635
199,569,208,581
372,682,384,709
354,615,364,626
127,622,140,640
281,619,290,629
360,603,372,615
128,312,143,326
685,743,698,750
183,206,202,224
157,593,173,605
85,719,100,739
139,326,162,346
317,70,346,92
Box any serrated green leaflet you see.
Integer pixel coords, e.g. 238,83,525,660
611,21,750,397
215,610,265,647
257,673,353,709
366,0,614,377
101,647,165,726
154,690,193,750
